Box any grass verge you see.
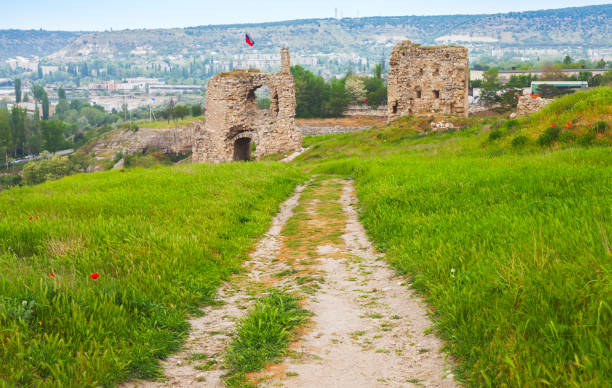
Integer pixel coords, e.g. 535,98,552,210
224,289,309,387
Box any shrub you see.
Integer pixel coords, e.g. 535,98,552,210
504,119,520,131
0,174,21,190
22,156,74,185
511,135,528,148
537,127,560,146
594,120,609,134
578,132,596,146
489,129,503,141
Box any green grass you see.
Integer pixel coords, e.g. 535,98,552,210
298,88,612,386
224,289,309,387
0,162,304,387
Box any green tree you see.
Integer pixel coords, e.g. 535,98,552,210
0,108,12,166
326,79,351,117
481,68,502,106
9,106,26,157
40,120,67,152
191,104,202,117
173,105,189,120
31,84,46,101
291,65,330,118
58,87,66,100
597,59,606,68
374,63,383,79
363,76,387,108
14,78,21,103
563,55,572,66
42,93,49,120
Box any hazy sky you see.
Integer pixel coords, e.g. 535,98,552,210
1,0,609,31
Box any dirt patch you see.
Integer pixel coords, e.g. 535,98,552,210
297,117,387,128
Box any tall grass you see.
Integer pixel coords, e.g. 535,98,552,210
0,162,304,387
300,88,612,386
224,290,309,386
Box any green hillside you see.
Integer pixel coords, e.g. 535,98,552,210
0,88,610,387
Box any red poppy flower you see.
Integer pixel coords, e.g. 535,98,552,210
589,124,592,127
49,273,55,277
90,273,100,280
552,124,557,127
29,217,32,220
36,216,39,220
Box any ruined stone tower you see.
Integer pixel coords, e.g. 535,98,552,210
387,41,469,121
281,47,290,74
192,47,301,163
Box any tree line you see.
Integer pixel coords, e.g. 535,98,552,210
290,64,387,118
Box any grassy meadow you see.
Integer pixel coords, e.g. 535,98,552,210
0,162,304,387
296,88,612,386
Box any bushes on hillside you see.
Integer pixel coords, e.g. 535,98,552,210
22,153,89,185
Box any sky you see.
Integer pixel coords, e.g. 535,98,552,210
0,0,609,31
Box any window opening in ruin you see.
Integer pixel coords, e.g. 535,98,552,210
248,86,271,110
270,91,279,115
433,90,440,99
419,68,424,76
416,90,422,99
233,138,251,161
434,68,440,76
392,101,398,114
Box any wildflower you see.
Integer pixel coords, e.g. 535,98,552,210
90,273,100,280
36,216,39,220
429,307,434,312
29,217,32,220
49,273,55,277
451,268,455,278
552,124,557,127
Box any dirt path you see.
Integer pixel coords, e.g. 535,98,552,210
125,177,456,387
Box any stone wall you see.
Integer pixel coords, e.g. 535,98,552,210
192,48,301,163
387,41,469,121
514,94,552,117
344,103,388,117
91,125,197,161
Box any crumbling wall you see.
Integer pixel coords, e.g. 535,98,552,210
387,41,469,121
514,94,552,117
192,48,301,163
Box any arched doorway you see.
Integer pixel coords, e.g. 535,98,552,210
233,137,251,161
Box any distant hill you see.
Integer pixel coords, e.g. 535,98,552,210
0,30,84,60
0,4,610,61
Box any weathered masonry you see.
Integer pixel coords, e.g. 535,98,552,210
387,41,469,121
192,48,301,163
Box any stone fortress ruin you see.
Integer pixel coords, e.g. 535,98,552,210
192,48,301,163
387,41,469,121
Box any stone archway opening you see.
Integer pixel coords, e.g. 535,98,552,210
233,137,251,161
